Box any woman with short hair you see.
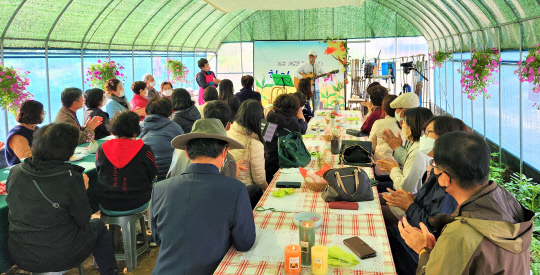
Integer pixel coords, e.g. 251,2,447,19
96,111,158,211
84,88,111,140
7,122,118,274
170,88,201,133
130,81,149,120
5,100,44,166
360,85,389,135
370,94,401,175
140,97,184,180
160,81,173,98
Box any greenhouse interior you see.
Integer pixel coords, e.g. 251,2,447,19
0,0,539,274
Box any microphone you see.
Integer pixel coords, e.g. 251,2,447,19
310,58,314,64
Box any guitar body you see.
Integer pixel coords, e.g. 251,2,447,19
293,73,315,88
293,69,339,89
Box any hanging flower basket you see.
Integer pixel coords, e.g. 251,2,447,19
0,64,32,116
428,50,453,69
85,57,125,89
515,43,540,107
166,58,189,85
458,48,500,100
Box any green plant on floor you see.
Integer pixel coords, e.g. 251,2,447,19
502,173,540,232
489,153,506,184
532,237,540,275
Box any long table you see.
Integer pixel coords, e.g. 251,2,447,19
0,137,111,272
214,111,396,275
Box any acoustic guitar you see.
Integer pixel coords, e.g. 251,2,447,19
293,69,339,89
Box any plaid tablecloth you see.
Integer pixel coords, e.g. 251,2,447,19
215,111,397,275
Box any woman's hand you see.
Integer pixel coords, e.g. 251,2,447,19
213,78,221,84
297,107,304,120
377,157,400,172
381,129,403,151
134,107,146,117
85,116,103,130
236,159,247,178
382,188,415,211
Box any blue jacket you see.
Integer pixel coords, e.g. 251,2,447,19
151,164,256,275
140,115,184,180
405,169,458,231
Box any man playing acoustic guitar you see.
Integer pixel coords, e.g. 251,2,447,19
294,50,331,112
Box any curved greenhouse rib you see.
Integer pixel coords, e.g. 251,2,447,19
191,12,227,52
149,1,196,52
177,10,223,53
108,0,145,56
1,0,27,42
131,0,173,47
151,1,202,52
373,1,435,42
46,0,74,47
206,10,258,51
387,0,447,42
164,4,209,52
81,0,115,51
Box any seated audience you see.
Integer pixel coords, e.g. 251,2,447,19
383,116,467,275
6,100,44,166
143,73,160,99
376,107,433,195
160,81,173,98
383,92,420,166
198,86,218,118
151,119,255,275
360,82,381,113
218,79,241,121
265,94,306,183
54,87,101,145
130,81,149,120
228,99,268,190
84,88,111,140
370,95,400,175
140,97,184,181
95,111,157,212
236,75,261,104
7,123,118,274
296,78,314,122
171,88,201,133
105,78,144,119
292,92,308,134
398,132,534,275
167,100,237,179
360,85,388,135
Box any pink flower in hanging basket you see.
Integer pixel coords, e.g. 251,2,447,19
526,56,535,64
97,60,101,63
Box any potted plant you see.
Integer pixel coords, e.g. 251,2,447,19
329,111,340,128
514,43,540,107
166,58,189,85
85,57,126,89
428,50,453,69
458,48,500,100
0,64,32,116
86,134,99,154
330,126,343,155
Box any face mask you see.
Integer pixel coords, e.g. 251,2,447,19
162,89,173,96
149,82,155,87
396,110,404,122
118,89,125,97
419,135,436,154
401,124,410,140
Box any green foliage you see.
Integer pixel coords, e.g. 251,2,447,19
532,237,540,275
166,59,188,85
489,153,506,184
255,75,275,89
85,58,126,89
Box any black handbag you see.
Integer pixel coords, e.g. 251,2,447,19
345,129,368,137
321,167,374,202
339,140,374,167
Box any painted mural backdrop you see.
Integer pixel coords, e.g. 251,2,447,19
253,41,345,108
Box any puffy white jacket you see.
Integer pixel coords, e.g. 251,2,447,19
228,123,268,189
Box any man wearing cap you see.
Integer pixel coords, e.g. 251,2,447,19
382,92,420,165
150,119,256,275
294,50,331,112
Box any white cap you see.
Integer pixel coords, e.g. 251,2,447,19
390,92,420,109
308,50,317,56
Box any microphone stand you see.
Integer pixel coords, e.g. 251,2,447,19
311,59,316,110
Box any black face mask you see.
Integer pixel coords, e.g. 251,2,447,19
434,172,448,193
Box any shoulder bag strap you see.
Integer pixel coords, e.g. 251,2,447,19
334,169,360,196
20,166,66,210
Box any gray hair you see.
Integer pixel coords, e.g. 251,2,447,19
142,73,153,82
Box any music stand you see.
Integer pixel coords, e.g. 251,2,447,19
270,74,294,103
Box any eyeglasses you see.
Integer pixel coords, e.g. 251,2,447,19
429,159,452,179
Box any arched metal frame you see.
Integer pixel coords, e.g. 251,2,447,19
0,0,537,174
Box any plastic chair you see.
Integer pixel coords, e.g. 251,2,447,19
30,264,85,274
100,209,149,272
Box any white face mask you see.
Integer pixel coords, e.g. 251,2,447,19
149,81,155,88
396,110,404,122
419,135,436,154
117,89,125,97
162,89,173,96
